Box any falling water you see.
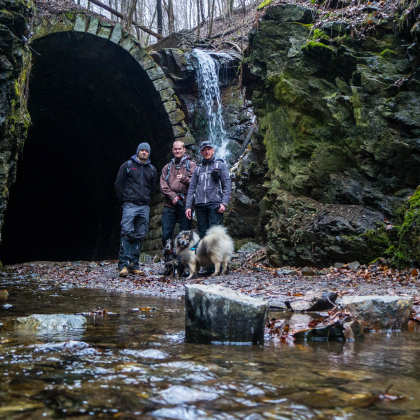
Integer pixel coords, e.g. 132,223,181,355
193,49,229,160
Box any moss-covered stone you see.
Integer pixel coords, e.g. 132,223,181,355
243,2,420,267
257,0,274,10
388,188,420,268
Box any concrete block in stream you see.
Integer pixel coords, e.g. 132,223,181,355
185,284,268,345
340,296,413,331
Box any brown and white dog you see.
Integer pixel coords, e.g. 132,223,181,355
175,226,234,279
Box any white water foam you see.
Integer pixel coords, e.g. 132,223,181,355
193,49,229,160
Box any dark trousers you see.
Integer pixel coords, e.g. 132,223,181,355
195,204,223,238
162,205,192,246
119,203,150,270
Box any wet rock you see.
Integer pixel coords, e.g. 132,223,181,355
17,314,87,330
278,269,298,276
293,318,364,342
335,263,345,269
348,261,360,271
340,296,413,330
159,385,218,404
238,242,264,253
34,340,89,353
301,267,316,276
121,349,169,359
285,292,338,312
185,284,268,345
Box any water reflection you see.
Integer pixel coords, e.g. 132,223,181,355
0,275,420,419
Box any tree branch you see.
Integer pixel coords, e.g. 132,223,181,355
88,0,163,39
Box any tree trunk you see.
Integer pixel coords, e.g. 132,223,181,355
167,0,175,33
157,0,163,35
145,4,157,46
228,0,234,16
207,0,215,38
199,0,205,23
197,0,200,38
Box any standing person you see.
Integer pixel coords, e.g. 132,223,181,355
115,143,157,277
160,140,197,248
185,140,231,248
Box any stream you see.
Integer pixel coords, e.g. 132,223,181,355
1,274,420,419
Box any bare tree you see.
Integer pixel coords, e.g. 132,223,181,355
196,0,201,38
207,0,215,37
167,0,174,33
157,0,163,35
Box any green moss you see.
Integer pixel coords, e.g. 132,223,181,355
388,187,420,268
379,48,398,59
257,0,274,10
302,41,334,52
293,22,314,28
344,226,392,264
266,74,283,87
310,29,329,41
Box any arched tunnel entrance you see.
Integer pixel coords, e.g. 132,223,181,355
1,32,173,264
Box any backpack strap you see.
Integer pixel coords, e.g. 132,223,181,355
126,159,133,174
215,159,224,193
165,161,172,182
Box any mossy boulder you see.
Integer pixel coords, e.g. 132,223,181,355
388,187,420,268
242,3,420,267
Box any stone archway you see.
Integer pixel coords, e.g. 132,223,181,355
0,11,194,264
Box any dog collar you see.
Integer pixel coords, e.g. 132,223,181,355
190,240,201,252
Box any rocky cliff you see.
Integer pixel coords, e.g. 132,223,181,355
242,2,420,267
0,0,32,246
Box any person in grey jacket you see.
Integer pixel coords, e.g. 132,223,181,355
185,141,231,239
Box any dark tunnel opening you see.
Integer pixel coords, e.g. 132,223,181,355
0,32,172,264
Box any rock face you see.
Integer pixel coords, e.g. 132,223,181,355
17,314,87,330
243,3,420,267
185,284,268,345
0,0,32,242
341,296,413,330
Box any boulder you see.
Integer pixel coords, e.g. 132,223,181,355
301,267,316,276
285,292,338,312
17,314,87,330
340,296,413,330
238,242,264,253
185,284,268,345
348,261,360,271
293,318,364,342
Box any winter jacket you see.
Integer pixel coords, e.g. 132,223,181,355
160,156,197,208
115,156,157,206
186,157,231,209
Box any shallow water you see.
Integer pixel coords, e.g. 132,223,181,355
1,274,420,419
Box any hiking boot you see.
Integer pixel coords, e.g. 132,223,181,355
129,269,145,276
119,267,128,277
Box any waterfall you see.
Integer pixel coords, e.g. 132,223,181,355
193,49,229,160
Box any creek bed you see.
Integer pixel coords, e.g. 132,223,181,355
1,274,420,419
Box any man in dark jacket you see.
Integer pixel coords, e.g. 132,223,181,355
185,141,231,239
115,142,157,277
160,140,197,247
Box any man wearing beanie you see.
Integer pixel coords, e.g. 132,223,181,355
115,143,157,277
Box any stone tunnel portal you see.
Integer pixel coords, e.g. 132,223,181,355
1,32,173,264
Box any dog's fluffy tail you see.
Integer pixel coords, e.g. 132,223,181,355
206,225,229,237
